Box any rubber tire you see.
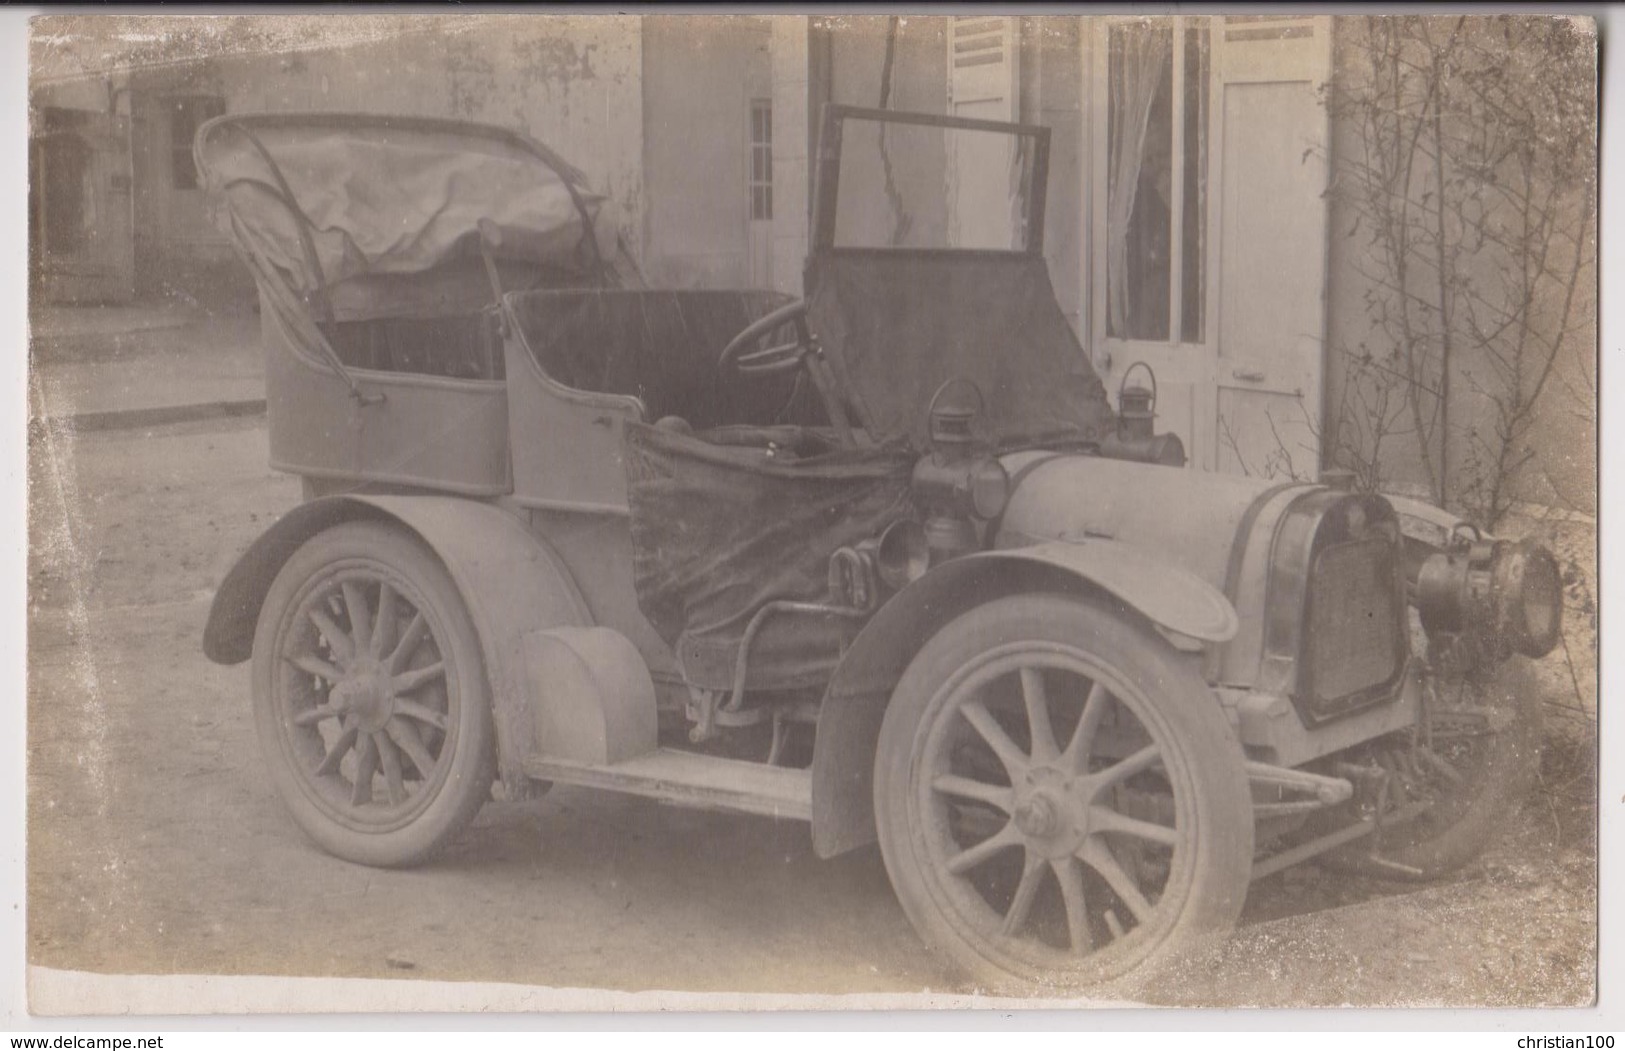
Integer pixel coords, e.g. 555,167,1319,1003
251,520,496,868
1332,659,1544,881
873,593,1255,994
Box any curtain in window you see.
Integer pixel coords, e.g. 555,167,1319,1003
1106,24,1171,339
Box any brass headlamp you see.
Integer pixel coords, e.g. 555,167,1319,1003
1415,535,1563,662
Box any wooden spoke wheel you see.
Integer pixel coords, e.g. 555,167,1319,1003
252,521,495,868
875,594,1254,992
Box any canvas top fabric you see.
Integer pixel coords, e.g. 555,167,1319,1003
804,251,1116,451
195,112,618,321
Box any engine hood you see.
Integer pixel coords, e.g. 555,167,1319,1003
194,112,617,314
991,452,1314,594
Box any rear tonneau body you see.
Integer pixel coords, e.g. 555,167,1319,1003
194,112,621,494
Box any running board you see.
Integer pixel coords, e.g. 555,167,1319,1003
524,747,813,822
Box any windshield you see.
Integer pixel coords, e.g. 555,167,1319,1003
802,105,1113,453
813,106,1049,255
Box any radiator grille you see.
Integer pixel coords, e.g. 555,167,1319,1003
1306,537,1403,706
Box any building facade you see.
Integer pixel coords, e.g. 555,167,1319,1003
28,14,1593,509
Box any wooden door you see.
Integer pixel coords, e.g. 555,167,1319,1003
1211,15,1332,479
1090,15,1331,477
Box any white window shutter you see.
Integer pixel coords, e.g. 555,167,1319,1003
948,16,1018,120
946,16,1021,248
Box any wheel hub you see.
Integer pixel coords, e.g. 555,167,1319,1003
332,660,394,732
1015,767,1089,858
1014,795,1056,837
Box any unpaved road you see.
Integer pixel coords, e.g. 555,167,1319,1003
26,415,1597,1007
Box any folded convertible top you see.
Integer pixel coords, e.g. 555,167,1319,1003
195,112,618,320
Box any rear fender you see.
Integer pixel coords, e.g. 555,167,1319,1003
204,495,591,794
810,539,1237,858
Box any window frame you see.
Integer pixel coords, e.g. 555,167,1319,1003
810,104,1051,256
748,96,773,223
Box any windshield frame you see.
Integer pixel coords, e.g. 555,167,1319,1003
809,103,1052,258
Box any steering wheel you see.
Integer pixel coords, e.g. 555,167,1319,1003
717,299,812,376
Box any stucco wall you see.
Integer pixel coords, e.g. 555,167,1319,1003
30,78,109,112
1322,19,1596,516
640,16,771,288
822,15,950,253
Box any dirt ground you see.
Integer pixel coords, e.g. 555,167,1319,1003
25,414,1598,1009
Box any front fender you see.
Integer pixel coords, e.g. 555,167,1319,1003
809,539,1236,858
1004,539,1239,643
1382,491,1485,548
204,495,590,793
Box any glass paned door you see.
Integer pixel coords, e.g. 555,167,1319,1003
1091,15,1330,477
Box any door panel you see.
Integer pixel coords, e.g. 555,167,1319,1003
1089,16,1331,478
1213,29,1329,480
1216,386,1315,478
1152,379,1199,461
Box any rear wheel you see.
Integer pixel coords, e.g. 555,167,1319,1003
874,594,1254,992
251,520,496,868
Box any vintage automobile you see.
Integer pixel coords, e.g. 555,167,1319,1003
198,105,1562,992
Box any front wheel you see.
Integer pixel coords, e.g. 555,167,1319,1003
251,520,496,868
874,594,1254,993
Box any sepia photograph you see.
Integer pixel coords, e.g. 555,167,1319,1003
19,10,1602,1018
